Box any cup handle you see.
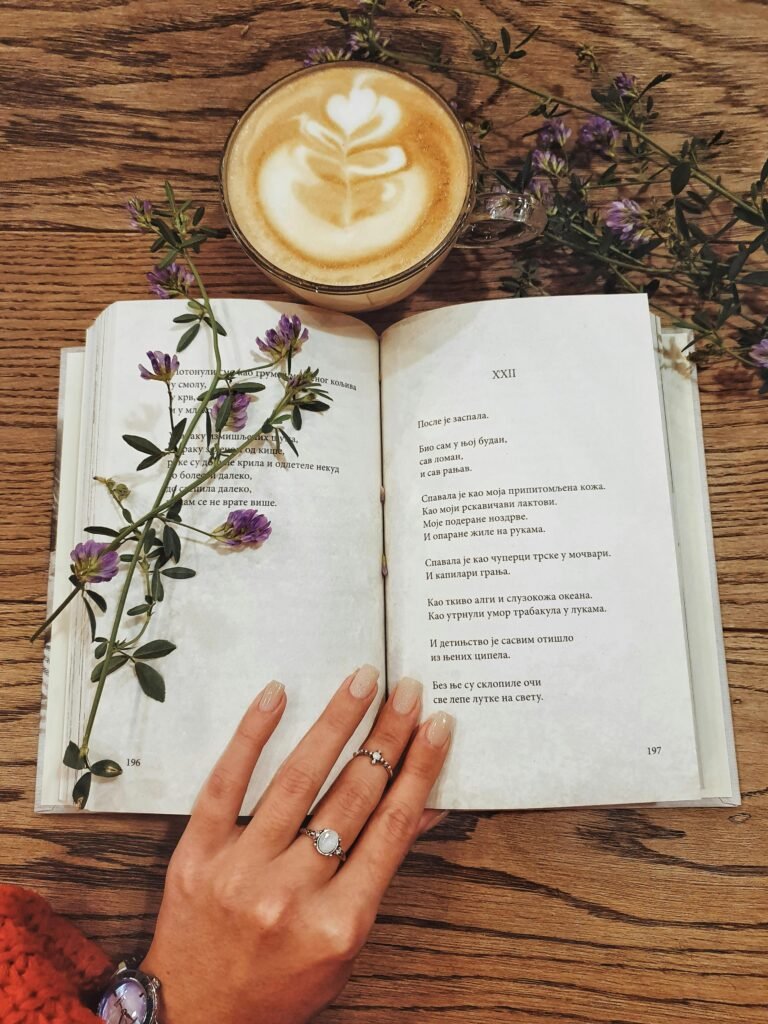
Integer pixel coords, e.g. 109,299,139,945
456,172,547,249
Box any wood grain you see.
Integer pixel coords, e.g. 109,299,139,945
1,2,766,1021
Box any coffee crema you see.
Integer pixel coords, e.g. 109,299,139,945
223,64,472,287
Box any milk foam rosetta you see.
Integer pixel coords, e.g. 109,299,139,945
224,65,471,286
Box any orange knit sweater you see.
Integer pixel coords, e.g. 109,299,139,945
0,884,112,1023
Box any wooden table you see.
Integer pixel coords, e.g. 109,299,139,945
2,2,766,1021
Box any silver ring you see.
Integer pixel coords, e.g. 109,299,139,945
353,748,394,779
300,827,346,862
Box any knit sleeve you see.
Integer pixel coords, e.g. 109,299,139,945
0,884,113,1024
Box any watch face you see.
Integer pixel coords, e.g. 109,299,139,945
97,976,149,1023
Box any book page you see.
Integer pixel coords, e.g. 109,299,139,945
36,347,86,812
53,299,384,813
656,328,739,805
381,295,701,809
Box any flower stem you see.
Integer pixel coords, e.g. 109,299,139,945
29,584,82,643
79,252,225,758
378,8,763,219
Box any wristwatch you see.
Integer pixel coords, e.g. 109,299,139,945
96,958,161,1024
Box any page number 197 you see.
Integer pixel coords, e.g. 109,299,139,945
647,745,662,755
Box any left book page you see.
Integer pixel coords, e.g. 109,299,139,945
38,299,384,814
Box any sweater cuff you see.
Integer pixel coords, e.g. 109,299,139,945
0,883,114,1023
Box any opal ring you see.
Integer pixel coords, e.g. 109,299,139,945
300,827,347,863
352,748,394,779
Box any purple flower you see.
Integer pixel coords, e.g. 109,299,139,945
347,26,390,54
126,197,153,232
536,118,571,150
525,175,556,213
70,541,120,585
139,350,180,382
578,116,619,157
147,262,195,299
613,73,638,98
213,509,272,548
605,199,653,248
212,391,251,433
532,149,568,178
304,45,353,66
255,314,309,360
750,338,768,368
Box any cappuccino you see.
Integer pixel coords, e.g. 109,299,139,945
223,64,472,290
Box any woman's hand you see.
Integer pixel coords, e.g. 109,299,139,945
140,666,453,1024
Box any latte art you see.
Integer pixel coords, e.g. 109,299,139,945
224,65,471,287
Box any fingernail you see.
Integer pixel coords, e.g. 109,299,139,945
258,680,285,712
421,809,449,834
393,677,422,715
349,664,379,699
425,711,454,748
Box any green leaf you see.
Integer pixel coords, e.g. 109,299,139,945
90,759,123,778
760,157,768,184
172,313,199,324
671,163,691,195
83,598,97,640
279,429,299,457
674,201,690,240
90,654,129,682
134,639,177,659
177,322,200,352
232,382,266,394
84,526,119,537
63,741,86,770
157,248,181,270
500,26,511,53
169,417,187,450
72,772,92,809
137,452,164,471
301,401,330,413
156,219,179,247
162,524,181,562
167,497,183,521
164,180,176,206
151,567,165,602
94,639,108,658
143,528,157,552
135,661,166,702
192,204,205,225
198,387,230,401
291,406,302,430
743,271,768,286
123,434,163,457
215,394,233,432
161,567,196,579
205,409,212,449
126,603,150,616
122,508,134,524
86,589,107,613
735,206,766,227
728,250,749,280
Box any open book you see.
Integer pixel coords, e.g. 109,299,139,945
37,294,740,813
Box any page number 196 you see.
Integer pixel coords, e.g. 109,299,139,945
647,745,662,755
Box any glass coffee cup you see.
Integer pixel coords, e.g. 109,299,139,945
220,62,545,313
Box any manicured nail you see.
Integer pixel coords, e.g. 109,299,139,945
425,711,454,748
349,664,379,699
420,809,449,834
258,680,285,712
393,677,422,715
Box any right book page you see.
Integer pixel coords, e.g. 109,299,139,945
381,294,702,809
